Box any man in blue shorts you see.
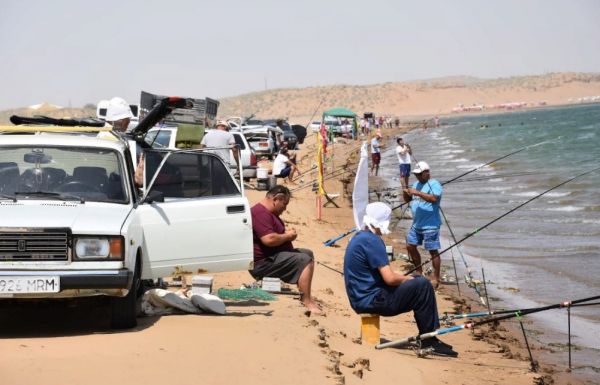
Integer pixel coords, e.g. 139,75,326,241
343,202,457,356
403,161,443,289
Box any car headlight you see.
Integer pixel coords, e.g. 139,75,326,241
74,237,124,260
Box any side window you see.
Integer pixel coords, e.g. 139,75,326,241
146,151,239,198
233,134,246,150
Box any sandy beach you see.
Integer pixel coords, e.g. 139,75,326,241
1,124,579,385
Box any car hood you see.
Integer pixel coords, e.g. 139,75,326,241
0,201,132,234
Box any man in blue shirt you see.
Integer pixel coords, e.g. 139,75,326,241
403,161,443,288
344,202,457,356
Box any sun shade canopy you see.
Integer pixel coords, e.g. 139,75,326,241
322,107,357,118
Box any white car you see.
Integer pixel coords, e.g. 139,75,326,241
145,126,258,179
309,121,322,132
0,123,253,329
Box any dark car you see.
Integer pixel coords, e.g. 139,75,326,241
291,124,307,144
262,119,299,149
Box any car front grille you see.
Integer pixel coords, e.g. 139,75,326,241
0,229,70,261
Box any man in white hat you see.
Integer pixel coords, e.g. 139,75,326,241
403,161,443,288
200,120,239,167
105,97,134,132
343,202,456,356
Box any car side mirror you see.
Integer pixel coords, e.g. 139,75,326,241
144,190,164,203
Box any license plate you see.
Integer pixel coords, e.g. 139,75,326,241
0,276,60,293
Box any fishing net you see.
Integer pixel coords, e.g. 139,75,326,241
217,288,277,301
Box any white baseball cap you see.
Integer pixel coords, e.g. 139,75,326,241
363,202,392,235
412,161,430,174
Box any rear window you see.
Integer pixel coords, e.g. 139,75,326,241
145,150,239,198
145,130,172,148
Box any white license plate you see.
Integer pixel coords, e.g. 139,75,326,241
0,276,60,293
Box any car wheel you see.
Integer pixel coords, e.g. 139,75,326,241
110,258,140,329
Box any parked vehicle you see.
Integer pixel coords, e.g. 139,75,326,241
227,117,277,160
0,106,253,329
262,119,298,149
309,121,322,132
145,127,257,180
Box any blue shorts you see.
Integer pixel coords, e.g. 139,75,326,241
407,227,440,250
277,166,291,177
399,164,411,177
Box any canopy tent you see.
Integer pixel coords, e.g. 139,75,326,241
322,107,357,119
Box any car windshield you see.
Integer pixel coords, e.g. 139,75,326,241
0,146,128,203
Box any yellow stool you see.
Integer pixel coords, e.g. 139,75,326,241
360,314,381,345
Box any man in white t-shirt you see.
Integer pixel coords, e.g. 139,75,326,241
396,137,412,188
201,120,239,167
370,133,384,176
272,148,299,182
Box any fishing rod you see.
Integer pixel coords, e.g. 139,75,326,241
390,136,562,211
324,228,358,247
441,301,600,324
405,166,600,275
376,294,600,350
290,167,351,193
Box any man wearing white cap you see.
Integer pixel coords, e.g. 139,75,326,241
403,161,443,288
343,202,456,356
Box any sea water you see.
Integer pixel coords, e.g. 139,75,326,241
379,103,600,374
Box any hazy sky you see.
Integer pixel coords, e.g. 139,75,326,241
1,0,599,109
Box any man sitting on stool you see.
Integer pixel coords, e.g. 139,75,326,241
343,202,457,356
272,147,300,183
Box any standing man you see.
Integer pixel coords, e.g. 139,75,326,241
403,161,443,289
370,133,383,176
343,202,457,356
395,137,412,188
249,185,322,315
201,120,240,167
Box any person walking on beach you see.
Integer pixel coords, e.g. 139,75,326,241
395,137,412,188
370,133,383,176
403,161,443,289
343,202,457,356
249,185,322,315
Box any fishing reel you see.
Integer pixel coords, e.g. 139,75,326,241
411,340,434,358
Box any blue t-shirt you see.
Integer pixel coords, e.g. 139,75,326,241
410,179,442,230
343,230,389,312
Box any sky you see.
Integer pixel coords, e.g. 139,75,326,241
1,0,599,110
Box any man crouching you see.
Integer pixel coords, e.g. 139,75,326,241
343,202,457,356
249,185,322,315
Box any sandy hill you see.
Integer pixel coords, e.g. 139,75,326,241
2,72,599,125
217,72,600,123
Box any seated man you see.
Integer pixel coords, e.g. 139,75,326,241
249,185,322,315
343,202,457,356
272,148,300,183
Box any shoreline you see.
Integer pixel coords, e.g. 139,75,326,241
374,120,595,384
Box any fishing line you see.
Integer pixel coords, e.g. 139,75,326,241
376,294,600,350
390,136,563,211
405,166,600,275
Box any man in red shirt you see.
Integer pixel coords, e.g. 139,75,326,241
249,185,322,315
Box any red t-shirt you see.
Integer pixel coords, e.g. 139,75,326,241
251,203,294,263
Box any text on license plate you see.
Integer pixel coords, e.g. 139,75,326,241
0,276,60,293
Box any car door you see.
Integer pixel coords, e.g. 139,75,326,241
136,149,253,278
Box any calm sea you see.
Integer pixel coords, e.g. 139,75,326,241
379,103,600,373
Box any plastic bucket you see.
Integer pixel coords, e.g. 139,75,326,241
257,168,269,180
